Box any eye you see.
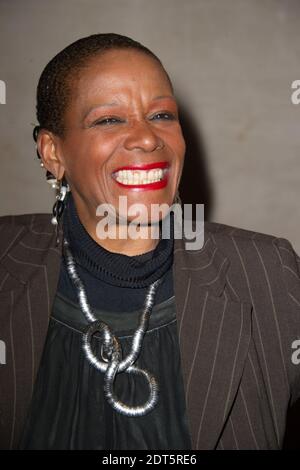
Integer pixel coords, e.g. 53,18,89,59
93,117,124,126
151,112,177,121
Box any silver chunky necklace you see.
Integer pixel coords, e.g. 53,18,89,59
63,237,162,417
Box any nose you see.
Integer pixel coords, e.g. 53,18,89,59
124,120,164,152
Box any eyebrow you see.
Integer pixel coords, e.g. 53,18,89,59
82,95,177,120
153,95,176,101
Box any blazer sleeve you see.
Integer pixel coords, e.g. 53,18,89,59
274,236,300,405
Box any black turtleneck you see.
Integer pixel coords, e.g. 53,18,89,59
57,192,174,311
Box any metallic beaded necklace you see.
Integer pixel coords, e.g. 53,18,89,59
63,237,162,417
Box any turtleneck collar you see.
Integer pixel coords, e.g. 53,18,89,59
62,192,174,288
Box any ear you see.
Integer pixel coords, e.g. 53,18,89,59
37,130,65,180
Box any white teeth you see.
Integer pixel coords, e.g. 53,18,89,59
114,168,166,185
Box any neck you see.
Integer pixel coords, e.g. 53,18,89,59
61,191,175,288
68,193,161,256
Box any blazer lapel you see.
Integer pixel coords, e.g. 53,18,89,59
173,232,252,449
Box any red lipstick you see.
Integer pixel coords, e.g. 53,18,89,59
112,162,170,191
113,161,169,173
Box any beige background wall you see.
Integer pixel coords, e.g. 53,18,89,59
0,0,299,251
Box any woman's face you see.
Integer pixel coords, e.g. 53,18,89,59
50,49,185,225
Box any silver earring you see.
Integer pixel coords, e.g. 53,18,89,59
51,178,70,246
46,171,60,189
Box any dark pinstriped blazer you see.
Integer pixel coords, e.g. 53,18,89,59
0,212,300,450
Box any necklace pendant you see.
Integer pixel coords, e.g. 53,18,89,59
64,235,162,417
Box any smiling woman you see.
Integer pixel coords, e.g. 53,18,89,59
36,40,185,254
1,33,300,451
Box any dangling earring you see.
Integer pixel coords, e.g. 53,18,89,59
32,125,70,245
51,177,70,246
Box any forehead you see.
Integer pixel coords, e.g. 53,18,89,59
73,49,172,97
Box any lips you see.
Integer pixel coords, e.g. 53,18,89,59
112,161,169,173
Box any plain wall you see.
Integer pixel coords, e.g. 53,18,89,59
0,0,299,251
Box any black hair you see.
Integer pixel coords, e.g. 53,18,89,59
34,33,173,139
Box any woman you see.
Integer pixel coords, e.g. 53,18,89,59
0,33,300,450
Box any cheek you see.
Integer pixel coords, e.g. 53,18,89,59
172,134,186,166
166,126,186,158
179,136,186,160
62,134,117,175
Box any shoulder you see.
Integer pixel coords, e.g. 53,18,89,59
204,219,300,260
204,219,300,298
205,219,286,243
0,213,55,255
0,212,53,230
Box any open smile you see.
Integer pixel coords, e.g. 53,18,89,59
111,162,170,190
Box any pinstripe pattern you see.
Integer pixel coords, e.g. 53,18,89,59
0,213,300,449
